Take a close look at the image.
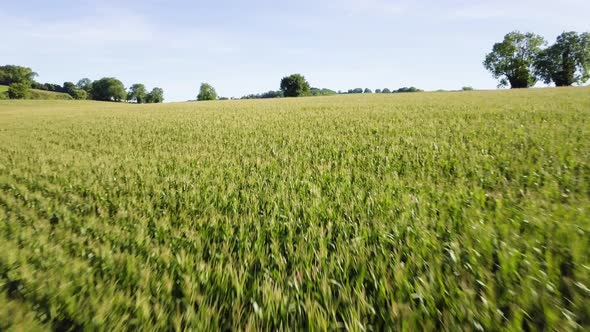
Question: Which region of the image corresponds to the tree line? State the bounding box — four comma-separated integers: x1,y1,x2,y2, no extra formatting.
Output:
484,31,590,88
0,65,164,103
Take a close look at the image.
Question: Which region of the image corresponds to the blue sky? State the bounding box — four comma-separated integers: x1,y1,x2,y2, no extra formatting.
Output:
1,0,588,101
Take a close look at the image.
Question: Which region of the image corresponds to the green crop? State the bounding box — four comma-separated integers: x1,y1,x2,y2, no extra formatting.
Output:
0,88,589,331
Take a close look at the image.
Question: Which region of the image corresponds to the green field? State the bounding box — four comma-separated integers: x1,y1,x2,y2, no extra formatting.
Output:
0,88,589,330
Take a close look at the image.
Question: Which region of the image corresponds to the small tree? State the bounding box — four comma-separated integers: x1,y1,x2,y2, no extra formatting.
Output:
76,78,93,94
72,89,87,100
483,31,545,88
146,87,164,103
128,83,148,103
462,86,474,91
197,83,217,101
63,82,77,97
7,82,29,99
382,88,391,93
375,89,382,93
364,88,372,93
280,74,310,97
535,31,590,86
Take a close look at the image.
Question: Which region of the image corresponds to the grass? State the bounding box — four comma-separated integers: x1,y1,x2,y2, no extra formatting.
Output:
0,85,73,100
0,87,589,330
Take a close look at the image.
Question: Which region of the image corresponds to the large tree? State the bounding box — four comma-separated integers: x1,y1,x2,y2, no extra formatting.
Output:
128,83,148,103
0,65,38,86
483,31,545,88
280,74,310,97
146,87,164,103
197,83,217,101
76,78,93,93
90,77,126,102
534,31,590,86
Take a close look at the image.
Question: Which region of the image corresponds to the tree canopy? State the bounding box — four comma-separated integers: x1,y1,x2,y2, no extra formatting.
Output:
0,65,37,86
280,74,310,97
146,87,164,103
534,31,590,86
128,83,148,103
197,83,217,101
483,31,545,88
90,77,127,102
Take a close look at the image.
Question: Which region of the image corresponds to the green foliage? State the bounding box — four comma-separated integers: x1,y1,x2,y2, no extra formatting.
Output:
364,88,372,93
72,89,88,100
280,74,310,97
27,89,74,100
76,78,93,95
128,83,148,103
197,83,217,101
462,86,475,91
0,85,7,100
310,88,336,96
0,87,589,330
348,88,364,94
146,87,164,103
394,86,423,93
382,88,391,93
241,90,284,99
484,31,545,88
7,83,29,99
90,77,126,102
535,31,590,86
375,89,382,93
0,65,38,86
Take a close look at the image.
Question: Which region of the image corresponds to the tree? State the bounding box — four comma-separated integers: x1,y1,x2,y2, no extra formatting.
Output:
197,83,217,101
0,65,37,85
72,89,87,100
146,87,164,103
534,31,590,86
280,74,310,97
128,83,148,103
483,31,545,88
76,78,93,92
364,88,372,93
63,82,77,97
375,89,382,93
90,77,126,102
462,86,474,91
7,82,29,99
382,88,391,93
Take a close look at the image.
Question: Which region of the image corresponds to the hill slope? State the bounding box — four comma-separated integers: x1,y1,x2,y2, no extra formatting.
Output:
0,85,73,100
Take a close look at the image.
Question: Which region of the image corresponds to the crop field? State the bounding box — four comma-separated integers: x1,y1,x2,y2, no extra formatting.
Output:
0,88,589,331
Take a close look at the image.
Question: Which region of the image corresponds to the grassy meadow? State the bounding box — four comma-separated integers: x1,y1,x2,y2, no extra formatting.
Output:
0,88,589,330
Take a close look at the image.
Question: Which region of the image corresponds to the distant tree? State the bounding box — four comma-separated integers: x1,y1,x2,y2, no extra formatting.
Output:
146,87,164,103
7,82,29,99
76,78,93,93
375,89,382,93
90,77,126,102
128,83,148,103
382,88,391,93
63,82,77,97
534,31,590,86
280,74,310,97
0,65,37,85
462,86,474,91
484,31,545,88
364,88,372,93
349,88,363,94
197,83,217,101
395,87,423,93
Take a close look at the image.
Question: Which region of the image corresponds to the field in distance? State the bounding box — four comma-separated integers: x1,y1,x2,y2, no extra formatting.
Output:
0,88,589,330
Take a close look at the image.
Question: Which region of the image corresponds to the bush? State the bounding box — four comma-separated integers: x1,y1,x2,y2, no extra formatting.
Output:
7,83,29,99
462,86,474,91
